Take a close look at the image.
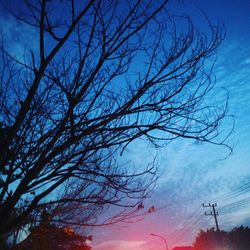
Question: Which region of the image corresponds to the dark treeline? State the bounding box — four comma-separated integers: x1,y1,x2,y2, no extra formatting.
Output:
193,226,250,250
0,210,92,250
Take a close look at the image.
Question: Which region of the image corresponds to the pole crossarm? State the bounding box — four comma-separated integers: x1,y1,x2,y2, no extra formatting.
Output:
202,203,220,231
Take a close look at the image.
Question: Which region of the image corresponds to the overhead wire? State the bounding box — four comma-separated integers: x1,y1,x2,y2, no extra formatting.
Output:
170,215,205,246
164,181,250,247
211,182,250,203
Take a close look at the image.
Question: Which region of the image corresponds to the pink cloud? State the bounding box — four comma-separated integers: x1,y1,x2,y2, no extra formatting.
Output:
94,240,147,250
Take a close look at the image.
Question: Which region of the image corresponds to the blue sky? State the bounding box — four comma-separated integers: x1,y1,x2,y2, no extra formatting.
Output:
92,1,250,249
1,1,250,249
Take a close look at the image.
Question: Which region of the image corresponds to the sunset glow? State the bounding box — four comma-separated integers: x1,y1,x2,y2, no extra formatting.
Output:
0,0,250,250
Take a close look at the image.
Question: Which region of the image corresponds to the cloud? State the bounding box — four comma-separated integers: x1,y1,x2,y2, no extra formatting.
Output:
94,240,147,250
243,58,250,64
0,12,38,62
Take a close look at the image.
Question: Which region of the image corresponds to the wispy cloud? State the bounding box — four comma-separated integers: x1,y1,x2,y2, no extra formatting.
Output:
0,12,38,61
94,240,147,250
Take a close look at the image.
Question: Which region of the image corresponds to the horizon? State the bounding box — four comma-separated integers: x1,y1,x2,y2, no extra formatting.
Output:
0,1,250,250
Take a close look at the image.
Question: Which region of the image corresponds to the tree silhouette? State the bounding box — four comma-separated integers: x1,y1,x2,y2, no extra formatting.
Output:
0,0,230,242
193,228,227,250
14,210,92,250
226,226,250,250
193,226,250,250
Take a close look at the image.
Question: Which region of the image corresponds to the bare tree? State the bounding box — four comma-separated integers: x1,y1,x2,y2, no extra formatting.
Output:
0,0,230,242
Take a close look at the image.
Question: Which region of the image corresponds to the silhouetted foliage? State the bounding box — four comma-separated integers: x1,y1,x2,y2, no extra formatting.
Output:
193,226,250,250
0,0,230,244
0,239,9,250
193,228,227,250
14,211,92,250
226,226,250,250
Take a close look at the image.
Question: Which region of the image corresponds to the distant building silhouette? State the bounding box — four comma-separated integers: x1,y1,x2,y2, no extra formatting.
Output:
172,246,193,250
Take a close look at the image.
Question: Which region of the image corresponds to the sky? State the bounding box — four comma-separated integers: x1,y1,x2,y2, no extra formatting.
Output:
91,1,250,250
1,0,250,250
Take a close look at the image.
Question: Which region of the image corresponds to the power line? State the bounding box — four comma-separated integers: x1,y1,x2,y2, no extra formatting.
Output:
170,215,205,246
219,197,250,215
166,182,250,247
167,206,202,241
211,182,250,203
177,206,202,230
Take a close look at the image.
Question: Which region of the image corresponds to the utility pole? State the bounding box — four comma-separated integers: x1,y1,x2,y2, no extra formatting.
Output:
202,203,219,231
